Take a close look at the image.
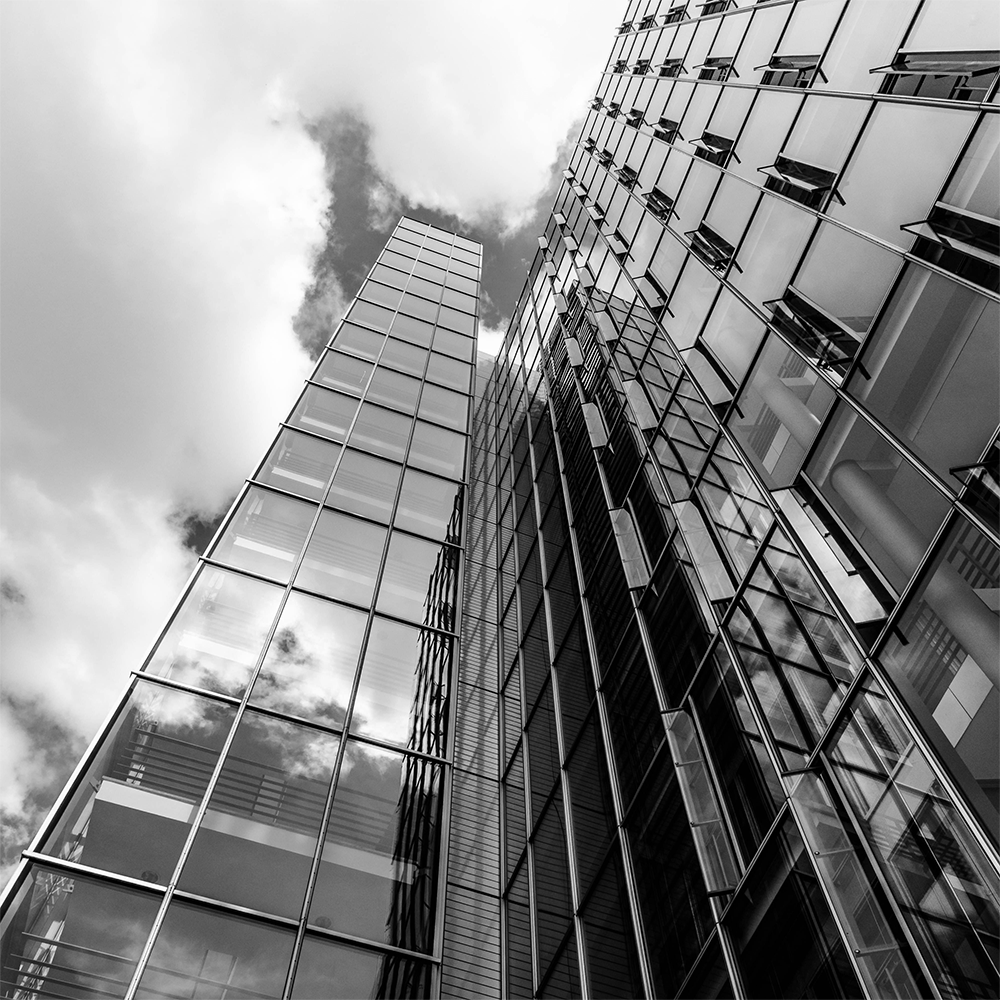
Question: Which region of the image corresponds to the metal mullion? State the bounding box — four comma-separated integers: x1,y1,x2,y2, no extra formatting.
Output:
19,850,168,897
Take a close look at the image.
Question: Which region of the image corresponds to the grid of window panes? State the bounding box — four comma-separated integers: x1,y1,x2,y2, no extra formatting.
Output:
0,218,482,1000
490,1,999,997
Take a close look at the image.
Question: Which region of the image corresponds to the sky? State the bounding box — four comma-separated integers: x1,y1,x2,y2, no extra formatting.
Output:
0,0,623,883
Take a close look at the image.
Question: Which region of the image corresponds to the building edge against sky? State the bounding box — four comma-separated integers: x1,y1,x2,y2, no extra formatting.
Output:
3,0,1000,998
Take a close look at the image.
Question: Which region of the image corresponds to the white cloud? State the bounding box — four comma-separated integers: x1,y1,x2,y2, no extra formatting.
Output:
0,0,622,875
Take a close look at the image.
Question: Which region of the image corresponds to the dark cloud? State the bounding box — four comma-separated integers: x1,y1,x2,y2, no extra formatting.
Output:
170,501,235,557
1,576,27,610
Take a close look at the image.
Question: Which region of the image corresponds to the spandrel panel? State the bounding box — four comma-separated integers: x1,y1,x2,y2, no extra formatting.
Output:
325,449,402,523
0,867,159,999
135,900,294,1000
352,616,452,755
43,681,235,882
349,402,412,462
289,384,360,443
409,419,468,480
417,381,469,432
366,367,421,414
296,509,387,606
309,742,443,953
292,936,430,999
210,487,315,583
258,427,341,501
396,468,464,542
314,350,373,396
251,591,367,726
177,712,339,917
377,531,459,625
144,566,283,696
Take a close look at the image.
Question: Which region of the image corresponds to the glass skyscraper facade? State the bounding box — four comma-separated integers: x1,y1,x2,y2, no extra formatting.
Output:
3,1,999,998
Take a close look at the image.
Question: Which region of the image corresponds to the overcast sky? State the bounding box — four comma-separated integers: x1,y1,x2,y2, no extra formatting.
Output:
0,0,622,883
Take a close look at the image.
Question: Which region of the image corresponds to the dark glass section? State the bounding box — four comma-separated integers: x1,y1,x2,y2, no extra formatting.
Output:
678,934,734,999
506,860,533,997
526,682,560,826
532,788,574,976
552,614,594,752
627,749,714,998
504,745,528,888
291,935,430,999
538,928,582,999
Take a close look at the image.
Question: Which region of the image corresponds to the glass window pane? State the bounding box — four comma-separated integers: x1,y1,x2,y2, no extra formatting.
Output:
445,271,478,295
309,742,443,953
136,901,294,1000
296,509,387,606
210,487,316,583
292,937,430,999
405,274,441,301
381,249,414,272
314,351,373,395
326,449,402,523
418,247,450,269
361,280,404,311
370,263,408,289
348,299,395,333
386,236,418,257
409,420,467,480
352,616,452,753
417,382,469,433
380,337,427,376
330,322,385,360
366,367,421,414
390,312,435,348
289,385,360,443
441,286,476,313
427,352,472,393
43,680,236,881
349,403,411,462
399,292,438,323
396,468,464,541
258,427,341,500
178,712,339,917
412,259,446,283
252,591,366,726
376,532,453,624
145,566,283,695
433,325,476,363
1,867,159,999
438,305,476,336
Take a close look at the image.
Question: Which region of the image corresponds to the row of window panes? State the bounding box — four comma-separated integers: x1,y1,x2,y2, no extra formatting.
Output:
380,246,481,297
3,865,434,999
356,281,478,338
396,216,483,258
384,233,480,280
369,261,479,314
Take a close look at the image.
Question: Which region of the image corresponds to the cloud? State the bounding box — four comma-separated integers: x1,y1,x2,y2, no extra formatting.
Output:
0,0,621,879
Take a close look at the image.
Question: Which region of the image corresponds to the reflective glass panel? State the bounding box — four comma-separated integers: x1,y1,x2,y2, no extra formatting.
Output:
325,449,401,523
377,531,458,624
398,292,438,323
309,742,443,953
445,270,477,295
330,322,385,361
370,263,407,290
296,509,387,606
417,382,469,432
390,313,435,348
412,259,446,283
145,566,283,695
178,712,339,917
210,487,315,583
361,280,404,311
381,249,414,273
252,591,367,726
349,299,396,333
426,351,472,394
136,901,294,1000
314,351,373,396
292,936,430,999
349,403,411,462
380,337,427,377
44,680,235,882
409,420,467,480
438,306,475,336
387,237,418,257
441,286,476,313
432,325,476,363
258,427,341,500
0,867,159,999
352,616,452,754
396,468,464,542
405,275,441,302
289,384,359,443
366,367,421,414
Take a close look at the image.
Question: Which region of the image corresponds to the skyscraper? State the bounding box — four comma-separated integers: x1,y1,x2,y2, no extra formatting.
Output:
3,1,999,998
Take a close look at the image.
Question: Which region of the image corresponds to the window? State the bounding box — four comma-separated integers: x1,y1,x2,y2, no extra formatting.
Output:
639,14,657,30
616,165,639,189
597,147,615,166
873,50,1000,102
903,203,999,292
626,107,644,127
764,286,863,379
697,56,735,82
614,58,629,73
760,55,822,88
606,101,621,119
664,4,687,24
760,155,840,210
692,132,735,167
659,58,685,78
644,186,675,221
633,58,651,75
652,116,682,143
697,0,733,13
687,224,739,273
617,21,633,35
